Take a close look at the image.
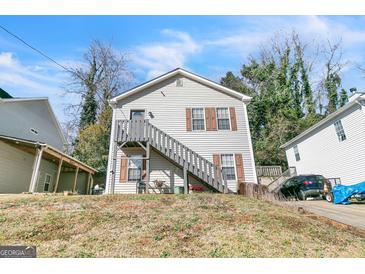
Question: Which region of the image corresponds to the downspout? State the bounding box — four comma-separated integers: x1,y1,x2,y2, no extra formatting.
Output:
29,144,46,193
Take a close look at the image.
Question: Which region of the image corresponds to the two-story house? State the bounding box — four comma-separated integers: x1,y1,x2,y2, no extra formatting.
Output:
281,92,365,186
105,68,257,194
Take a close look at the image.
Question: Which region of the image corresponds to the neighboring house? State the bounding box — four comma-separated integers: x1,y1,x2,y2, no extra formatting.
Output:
105,68,257,194
0,96,96,194
281,92,365,186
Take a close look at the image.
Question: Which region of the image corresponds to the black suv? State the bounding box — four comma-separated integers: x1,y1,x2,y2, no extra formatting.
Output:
279,175,325,200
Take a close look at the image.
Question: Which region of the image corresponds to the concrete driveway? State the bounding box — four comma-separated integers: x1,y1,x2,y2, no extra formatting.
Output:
287,200,365,230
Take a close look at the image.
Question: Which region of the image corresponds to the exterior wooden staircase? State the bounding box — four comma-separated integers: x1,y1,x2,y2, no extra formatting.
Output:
111,119,228,193
267,167,297,193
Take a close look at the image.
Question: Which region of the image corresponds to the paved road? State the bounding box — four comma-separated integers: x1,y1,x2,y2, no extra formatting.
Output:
288,200,365,230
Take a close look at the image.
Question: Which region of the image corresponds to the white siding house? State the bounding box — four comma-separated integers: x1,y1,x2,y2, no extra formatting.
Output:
105,68,257,194
281,92,365,186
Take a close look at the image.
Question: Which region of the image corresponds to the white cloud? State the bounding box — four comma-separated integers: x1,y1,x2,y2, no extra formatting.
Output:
132,29,201,79
0,52,66,96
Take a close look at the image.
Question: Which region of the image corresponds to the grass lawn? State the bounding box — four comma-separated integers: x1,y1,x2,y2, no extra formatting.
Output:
0,194,364,258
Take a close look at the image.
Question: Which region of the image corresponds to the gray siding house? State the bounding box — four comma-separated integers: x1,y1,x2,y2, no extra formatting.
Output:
0,96,96,194
281,92,365,186
105,68,257,194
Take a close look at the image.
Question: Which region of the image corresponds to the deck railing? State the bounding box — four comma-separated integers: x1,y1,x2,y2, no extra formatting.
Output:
256,166,282,177
115,119,226,193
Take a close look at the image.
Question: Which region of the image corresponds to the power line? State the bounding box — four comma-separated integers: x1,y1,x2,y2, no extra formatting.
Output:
0,24,72,73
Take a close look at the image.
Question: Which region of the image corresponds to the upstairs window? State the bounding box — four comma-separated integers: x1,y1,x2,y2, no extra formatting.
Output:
293,145,300,161
216,108,230,130
192,108,205,130
220,154,236,180
128,156,143,181
334,120,346,142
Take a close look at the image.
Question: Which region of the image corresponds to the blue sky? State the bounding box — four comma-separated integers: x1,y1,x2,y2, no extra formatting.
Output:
1,16,365,124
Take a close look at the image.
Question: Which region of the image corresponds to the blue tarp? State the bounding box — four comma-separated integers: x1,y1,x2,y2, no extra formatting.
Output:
332,181,365,204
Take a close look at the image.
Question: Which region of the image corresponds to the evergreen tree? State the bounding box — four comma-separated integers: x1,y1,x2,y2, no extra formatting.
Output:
324,72,341,114
339,88,349,107
79,89,97,130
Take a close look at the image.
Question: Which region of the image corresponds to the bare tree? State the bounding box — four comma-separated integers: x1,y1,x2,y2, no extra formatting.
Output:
64,40,133,127
319,39,347,114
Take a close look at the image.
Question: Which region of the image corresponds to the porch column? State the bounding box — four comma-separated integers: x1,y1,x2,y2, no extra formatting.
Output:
72,166,79,193
53,158,63,193
145,142,150,193
86,173,92,194
29,146,44,193
183,167,188,194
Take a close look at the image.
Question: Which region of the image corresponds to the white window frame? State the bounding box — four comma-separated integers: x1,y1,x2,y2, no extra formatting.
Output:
334,120,347,142
127,155,143,182
43,173,52,192
220,154,237,181
293,145,300,161
216,107,231,131
191,107,206,131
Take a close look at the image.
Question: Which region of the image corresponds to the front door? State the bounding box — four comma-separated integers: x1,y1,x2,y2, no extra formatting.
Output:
130,110,145,120
129,110,146,140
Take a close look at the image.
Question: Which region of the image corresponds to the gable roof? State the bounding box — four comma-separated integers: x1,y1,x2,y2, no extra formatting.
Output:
110,68,252,103
0,97,67,145
0,88,12,99
280,95,365,149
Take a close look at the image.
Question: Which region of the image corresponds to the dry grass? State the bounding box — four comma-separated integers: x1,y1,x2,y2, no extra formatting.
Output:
0,194,364,258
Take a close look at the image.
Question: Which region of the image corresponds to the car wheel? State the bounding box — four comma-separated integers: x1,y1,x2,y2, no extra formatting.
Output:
325,193,333,203
298,190,306,201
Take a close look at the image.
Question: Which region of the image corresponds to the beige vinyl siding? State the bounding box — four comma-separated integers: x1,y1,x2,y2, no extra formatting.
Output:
0,141,33,193
58,172,88,194
110,75,256,193
35,159,57,192
285,103,365,185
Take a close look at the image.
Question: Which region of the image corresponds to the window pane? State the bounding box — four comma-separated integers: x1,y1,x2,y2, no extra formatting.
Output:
193,119,205,130
218,119,230,130
129,158,142,169
44,183,49,191
217,108,229,119
192,108,203,119
334,120,346,142
217,108,230,130
128,157,142,181
294,145,300,161
221,154,234,166
222,167,236,180
128,169,141,181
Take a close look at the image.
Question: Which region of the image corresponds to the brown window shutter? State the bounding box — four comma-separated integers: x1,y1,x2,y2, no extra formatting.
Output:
205,108,211,131
186,108,192,131
120,158,128,182
211,108,217,131
235,154,245,182
205,108,217,131
213,154,221,178
229,107,237,131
